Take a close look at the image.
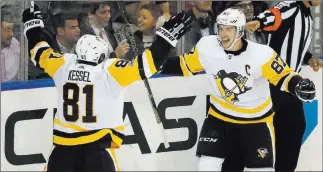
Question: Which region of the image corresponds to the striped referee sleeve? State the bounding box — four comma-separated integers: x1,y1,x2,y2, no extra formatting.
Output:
255,1,298,31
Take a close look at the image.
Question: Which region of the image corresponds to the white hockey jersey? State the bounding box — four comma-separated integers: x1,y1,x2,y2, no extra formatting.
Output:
176,35,301,124
30,41,158,148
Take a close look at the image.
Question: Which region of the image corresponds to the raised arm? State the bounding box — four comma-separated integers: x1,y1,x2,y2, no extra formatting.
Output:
246,1,299,32
160,46,204,76
22,5,69,78
107,11,193,87
261,49,316,102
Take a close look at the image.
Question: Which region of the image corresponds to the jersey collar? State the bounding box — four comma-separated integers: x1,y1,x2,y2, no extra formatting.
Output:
224,38,248,56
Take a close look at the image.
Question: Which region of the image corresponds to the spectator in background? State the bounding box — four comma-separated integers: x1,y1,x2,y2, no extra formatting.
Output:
136,4,161,49
1,8,20,83
154,1,171,28
50,12,80,53
184,0,215,52
115,4,163,61
79,1,129,58
231,1,268,44
119,1,171,26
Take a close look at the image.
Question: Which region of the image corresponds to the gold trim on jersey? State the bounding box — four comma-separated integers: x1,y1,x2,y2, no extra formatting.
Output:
179,56,191,76
145,50,157,74
282,73,300,93
53,119,124,148
107,148,121,171
30,41,65,78
178,47,204,76
107,50,156,87
30,41,49,64
113,125,125,131
266,121,276,162
262,52,293,86
53,129,123,147
208,105,274,124
39,48,65,77
210,95,271,114
43,145,55,172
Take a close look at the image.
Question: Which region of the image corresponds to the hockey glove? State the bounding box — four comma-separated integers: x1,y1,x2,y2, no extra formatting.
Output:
22,4,44,38
295,78,316,103
156,11,193,47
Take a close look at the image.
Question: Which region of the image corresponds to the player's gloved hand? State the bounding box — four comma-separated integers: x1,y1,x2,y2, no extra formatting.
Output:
156,10,193,47
22,4,44,38
295,78,316,103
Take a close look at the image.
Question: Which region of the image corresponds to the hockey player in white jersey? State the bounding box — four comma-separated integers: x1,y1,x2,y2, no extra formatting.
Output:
161,8,316,171
22,5,193,172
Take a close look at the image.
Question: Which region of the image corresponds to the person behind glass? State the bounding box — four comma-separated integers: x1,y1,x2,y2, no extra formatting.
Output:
184,0,215,52
79,2,129,58
231,1,268,44
118,1,171,26
136,4,161,50
0,8,20,83
116,4,162,61
50,12,80,53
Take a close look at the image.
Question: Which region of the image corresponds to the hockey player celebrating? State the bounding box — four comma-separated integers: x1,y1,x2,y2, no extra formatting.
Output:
161,8,316,171
22,5,192,172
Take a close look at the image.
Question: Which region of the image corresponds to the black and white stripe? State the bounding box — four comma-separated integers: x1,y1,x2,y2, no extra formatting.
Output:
262,1,313,73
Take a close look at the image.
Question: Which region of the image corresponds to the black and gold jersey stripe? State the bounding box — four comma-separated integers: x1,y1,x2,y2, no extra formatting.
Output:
53,119,124,149
107,50,157,87
30,41,66,77
261,52,302,93
208,104,274,124
160,47,204,76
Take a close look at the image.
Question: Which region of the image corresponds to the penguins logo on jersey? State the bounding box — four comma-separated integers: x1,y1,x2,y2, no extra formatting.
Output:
214,70,252,104
257,148,268,159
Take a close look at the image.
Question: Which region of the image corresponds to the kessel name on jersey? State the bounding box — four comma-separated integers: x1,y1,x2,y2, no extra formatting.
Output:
68,69,91,82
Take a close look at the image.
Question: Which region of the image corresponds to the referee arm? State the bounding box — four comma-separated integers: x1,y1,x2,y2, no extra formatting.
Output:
246,1,298,32
303,51,323,72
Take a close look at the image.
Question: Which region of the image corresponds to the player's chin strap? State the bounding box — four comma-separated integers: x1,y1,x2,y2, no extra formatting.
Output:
224,38,239,51
219,25,245,51
222,33,244,51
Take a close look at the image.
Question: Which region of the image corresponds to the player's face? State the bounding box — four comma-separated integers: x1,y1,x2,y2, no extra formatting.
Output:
194,0,212,12
64,20,80,43
232,1,254,21
94,5,111,27
137,9,155,33
1,21,14,47
218,25,237,49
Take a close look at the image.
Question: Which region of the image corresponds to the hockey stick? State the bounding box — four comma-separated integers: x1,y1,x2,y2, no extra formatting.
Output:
117,2,170,148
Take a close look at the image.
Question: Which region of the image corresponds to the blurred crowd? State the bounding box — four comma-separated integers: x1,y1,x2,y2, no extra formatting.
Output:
0,0,314,83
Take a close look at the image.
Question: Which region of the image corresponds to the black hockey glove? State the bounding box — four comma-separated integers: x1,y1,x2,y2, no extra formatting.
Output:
156,10,193,47
295,78,316,103
22,4,44,38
